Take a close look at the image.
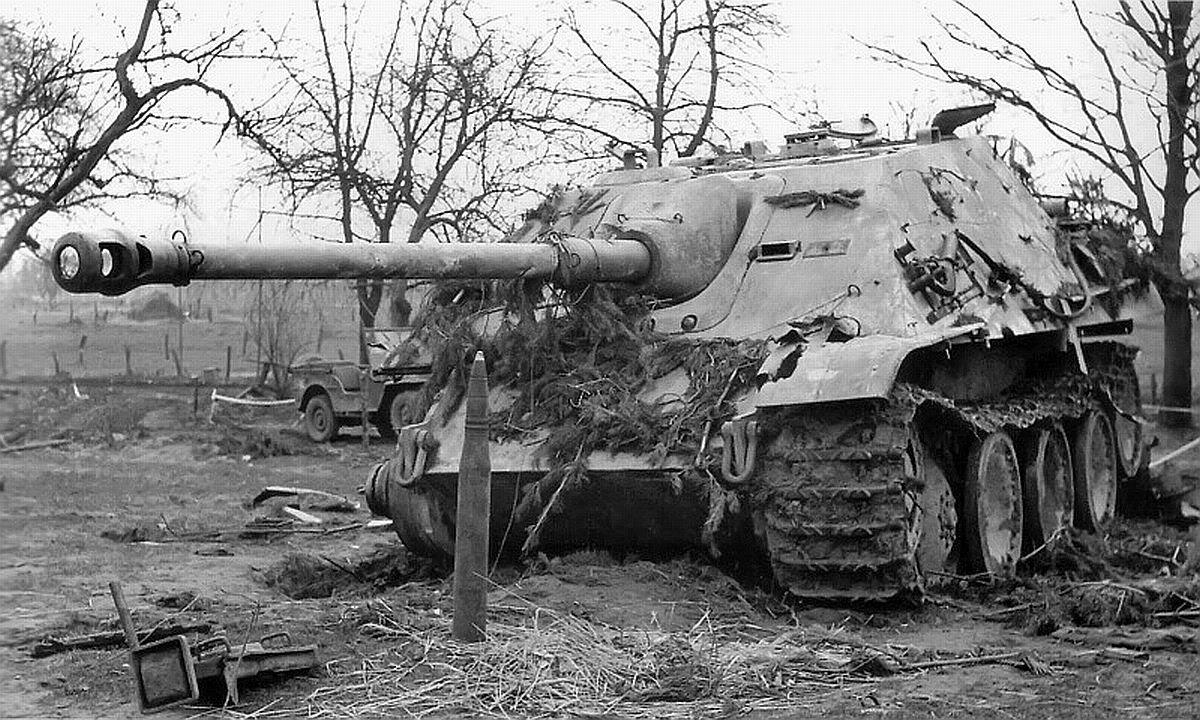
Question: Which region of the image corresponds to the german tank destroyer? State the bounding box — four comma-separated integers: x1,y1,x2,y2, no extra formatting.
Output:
50,114,1159,600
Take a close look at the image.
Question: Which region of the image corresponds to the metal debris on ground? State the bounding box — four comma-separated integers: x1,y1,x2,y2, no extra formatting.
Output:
250,486,360,513
110,580,200,714
104,579,318,712
192,631,319,706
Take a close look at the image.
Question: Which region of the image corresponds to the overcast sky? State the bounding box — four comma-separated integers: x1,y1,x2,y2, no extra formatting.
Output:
7,0,1199,263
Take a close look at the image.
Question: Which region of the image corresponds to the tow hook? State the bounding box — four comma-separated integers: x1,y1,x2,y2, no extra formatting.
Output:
365,425,439,517
720,418,758,486
395,425,436,484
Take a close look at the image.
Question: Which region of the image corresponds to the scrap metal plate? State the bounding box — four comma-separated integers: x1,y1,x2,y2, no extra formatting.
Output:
130,635,199,714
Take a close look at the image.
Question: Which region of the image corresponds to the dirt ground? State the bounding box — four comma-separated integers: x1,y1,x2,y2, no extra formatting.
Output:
1,380,1200,720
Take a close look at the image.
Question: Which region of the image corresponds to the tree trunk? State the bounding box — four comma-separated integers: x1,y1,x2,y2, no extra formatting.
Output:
1,222,34,274
389,278,412,326
357,280,383,364
1156,0,1194,427
682,0,719,158
1160,282,1194,427
385,220,431,331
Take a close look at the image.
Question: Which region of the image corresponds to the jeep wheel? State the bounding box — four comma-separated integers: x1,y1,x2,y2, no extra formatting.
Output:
304,393,339,442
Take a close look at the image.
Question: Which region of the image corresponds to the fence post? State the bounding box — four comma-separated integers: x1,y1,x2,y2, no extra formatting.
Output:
78,335,87,368
361,368,370,449
125,345,133,376
225,346,232,381
164,334,170,361
51,352,60,376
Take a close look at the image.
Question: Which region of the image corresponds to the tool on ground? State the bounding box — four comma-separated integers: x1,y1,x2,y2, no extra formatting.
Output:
108,580,318,711
191,632,319,706
110,580,199,714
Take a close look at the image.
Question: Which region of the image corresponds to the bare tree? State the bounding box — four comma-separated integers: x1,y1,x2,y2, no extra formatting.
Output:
244,280,332,393
556,0,780,161
0,252,58,305
237,0,557,361
862,1,1198,425
0,1,248,274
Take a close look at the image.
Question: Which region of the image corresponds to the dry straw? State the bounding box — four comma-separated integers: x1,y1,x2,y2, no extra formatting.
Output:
295,597,1005,719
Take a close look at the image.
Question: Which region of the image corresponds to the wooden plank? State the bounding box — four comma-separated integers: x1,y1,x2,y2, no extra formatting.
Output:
0,439,69,454
281,506,323,524
29,622,213,658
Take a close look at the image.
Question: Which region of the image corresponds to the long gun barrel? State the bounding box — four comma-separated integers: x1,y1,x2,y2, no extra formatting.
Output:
50,230,652,296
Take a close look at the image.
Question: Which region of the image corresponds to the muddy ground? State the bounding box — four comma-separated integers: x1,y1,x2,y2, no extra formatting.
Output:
3,384,1200,719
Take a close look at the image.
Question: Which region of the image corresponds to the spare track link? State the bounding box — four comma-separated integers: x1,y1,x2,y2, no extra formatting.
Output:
755,356,1132,601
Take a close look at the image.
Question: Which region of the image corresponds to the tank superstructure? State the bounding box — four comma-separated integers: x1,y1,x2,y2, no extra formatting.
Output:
51,128,1160,600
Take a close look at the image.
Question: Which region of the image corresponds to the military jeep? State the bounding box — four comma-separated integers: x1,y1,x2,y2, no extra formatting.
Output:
291,327,429,442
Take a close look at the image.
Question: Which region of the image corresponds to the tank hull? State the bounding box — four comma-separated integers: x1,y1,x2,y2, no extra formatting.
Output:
366,468,711,560
367,337,1149,600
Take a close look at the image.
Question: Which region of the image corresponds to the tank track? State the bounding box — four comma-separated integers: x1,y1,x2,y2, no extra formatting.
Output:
752,348,1135,602
752,397,923,601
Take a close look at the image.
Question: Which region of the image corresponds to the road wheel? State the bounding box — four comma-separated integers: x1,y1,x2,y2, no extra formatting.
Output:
1019,423,1074,553
1109,366,1146,479
1072,410,1118,531
961,431,1023,575
1113,411,1145,479
910,440,957,588
304,393,338,443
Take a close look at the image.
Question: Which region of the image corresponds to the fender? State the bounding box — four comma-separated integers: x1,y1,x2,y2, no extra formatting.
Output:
298,377,360,415
753,324,983,407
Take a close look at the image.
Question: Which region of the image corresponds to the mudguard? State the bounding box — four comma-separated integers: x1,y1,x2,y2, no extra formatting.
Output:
753,325,983,407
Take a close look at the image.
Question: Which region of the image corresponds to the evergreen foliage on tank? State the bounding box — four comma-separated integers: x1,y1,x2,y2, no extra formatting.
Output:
408,278,766,469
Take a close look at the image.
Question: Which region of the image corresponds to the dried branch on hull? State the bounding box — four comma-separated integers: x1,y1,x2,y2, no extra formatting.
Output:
518,456,587,556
